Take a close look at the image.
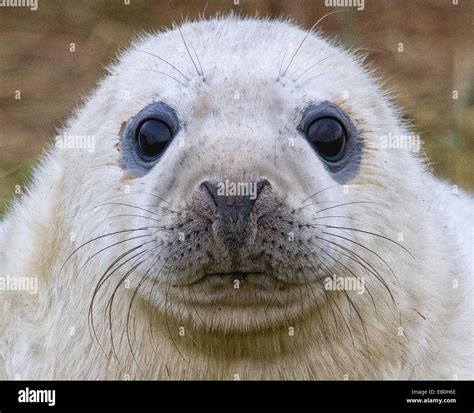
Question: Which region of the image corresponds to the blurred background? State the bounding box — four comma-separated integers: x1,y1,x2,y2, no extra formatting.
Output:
0,0,473,216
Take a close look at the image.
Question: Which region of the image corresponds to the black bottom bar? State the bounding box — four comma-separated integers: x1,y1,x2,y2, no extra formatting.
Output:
0,380,472,411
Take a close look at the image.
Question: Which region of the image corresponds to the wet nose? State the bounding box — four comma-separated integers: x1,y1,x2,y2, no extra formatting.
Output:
199,178,270,225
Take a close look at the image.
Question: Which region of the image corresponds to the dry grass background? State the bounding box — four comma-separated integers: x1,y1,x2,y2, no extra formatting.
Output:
0,0,473,216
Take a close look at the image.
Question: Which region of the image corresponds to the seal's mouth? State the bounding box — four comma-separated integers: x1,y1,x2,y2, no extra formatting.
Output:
205,271,264,280
175,271,266,287
168,267,304,312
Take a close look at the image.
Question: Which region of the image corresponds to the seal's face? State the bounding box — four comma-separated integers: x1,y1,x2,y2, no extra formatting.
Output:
84,18,412,333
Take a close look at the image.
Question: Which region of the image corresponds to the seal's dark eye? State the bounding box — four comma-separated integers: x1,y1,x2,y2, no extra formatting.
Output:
306,117,346,162
136,119,172,160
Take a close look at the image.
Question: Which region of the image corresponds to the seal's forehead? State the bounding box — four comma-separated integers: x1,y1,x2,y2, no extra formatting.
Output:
113,17,379,119
132,18,310,76
117,18,342,87
119,18,305,85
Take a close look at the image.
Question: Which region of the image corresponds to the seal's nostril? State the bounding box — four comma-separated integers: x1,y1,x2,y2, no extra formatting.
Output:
256,178,271,197
200,178,270,206
199,178,271,226
199,181,219,208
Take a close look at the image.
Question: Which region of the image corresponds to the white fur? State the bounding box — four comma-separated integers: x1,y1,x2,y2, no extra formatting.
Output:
0,16,472,380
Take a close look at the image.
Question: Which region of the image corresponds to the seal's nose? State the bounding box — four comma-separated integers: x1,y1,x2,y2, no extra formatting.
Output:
199,178,270,225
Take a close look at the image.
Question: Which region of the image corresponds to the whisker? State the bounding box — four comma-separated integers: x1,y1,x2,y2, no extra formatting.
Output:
98,214,169,225
89,245,149,337
112,243,168,364
188,35,205,79
79,235,154,274
311,257,355,347
301,184,341,204
177,25,203,77
294,201,386,214
321,231,399,282
296,218,399,283
280,10,346,77
106,253,150,373
129,191,172,206
309,243,371,350
297,73,324,88
105,243,164,329
133,49,190,82
88,244,151,374
323,226,414,259
305,254,355,347
59,227,154,278
118,68,187,87
309,238,378,311
148,257,187,356
162,255,189,362
124,253,165,377
304,215,377,229
94,202,175,216
290,55,330,85
298,265,331,345
321,238,392,301
277,49,288,78
317,235,397,301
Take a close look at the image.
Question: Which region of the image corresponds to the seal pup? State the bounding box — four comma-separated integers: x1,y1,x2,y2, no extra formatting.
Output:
0,16,472,380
